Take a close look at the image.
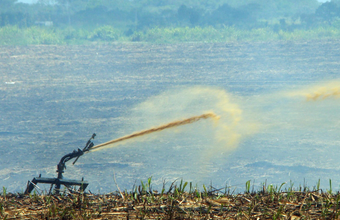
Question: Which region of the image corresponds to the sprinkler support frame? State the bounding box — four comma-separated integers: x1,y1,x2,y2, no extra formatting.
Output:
24,133,96,195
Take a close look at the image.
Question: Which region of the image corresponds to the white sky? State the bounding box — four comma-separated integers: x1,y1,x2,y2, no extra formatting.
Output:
18,0,38,3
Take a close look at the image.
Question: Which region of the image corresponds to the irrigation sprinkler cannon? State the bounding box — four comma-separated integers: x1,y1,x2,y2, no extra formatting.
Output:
24,133,96,195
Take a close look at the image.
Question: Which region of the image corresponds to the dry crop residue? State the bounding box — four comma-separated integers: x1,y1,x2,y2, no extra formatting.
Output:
1,189,340,219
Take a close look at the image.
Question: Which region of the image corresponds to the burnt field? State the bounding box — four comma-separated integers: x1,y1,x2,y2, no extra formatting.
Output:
1,40,340,196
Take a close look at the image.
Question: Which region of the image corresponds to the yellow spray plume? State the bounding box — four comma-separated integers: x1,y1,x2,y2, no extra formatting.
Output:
89,86,258,163
90,112,220,151
287,81,340,101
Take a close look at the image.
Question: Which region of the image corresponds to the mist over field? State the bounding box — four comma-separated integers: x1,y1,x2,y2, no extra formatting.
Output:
1,40,340,194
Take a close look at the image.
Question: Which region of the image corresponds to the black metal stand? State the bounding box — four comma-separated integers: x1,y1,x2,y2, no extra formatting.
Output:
25,133,96,195
24,175,89,195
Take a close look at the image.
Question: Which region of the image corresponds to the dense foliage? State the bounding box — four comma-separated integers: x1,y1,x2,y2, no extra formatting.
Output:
1,0,340,44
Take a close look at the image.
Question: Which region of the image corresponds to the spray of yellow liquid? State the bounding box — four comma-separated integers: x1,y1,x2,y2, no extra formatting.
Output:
85,82,340,183
88,86,258,164
287,81,340,101
307,87,340,101
90,112,220,151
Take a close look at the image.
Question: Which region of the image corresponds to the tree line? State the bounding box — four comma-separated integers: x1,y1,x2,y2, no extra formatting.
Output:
1,0,340,33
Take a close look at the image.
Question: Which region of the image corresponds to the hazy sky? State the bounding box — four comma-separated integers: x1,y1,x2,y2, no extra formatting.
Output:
18,0,38,3
17,0,330,4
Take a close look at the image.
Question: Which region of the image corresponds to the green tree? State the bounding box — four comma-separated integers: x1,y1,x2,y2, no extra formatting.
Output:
177,5,201,25
315,2,340,24
0,0,18,12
